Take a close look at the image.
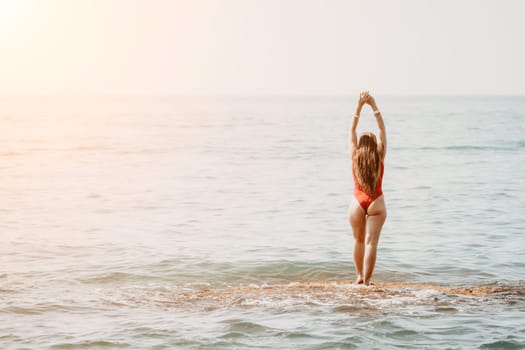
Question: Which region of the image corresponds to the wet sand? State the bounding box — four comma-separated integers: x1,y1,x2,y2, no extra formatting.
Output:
131,280,525,311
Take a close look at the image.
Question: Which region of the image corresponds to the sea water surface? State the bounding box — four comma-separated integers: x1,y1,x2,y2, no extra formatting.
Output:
0,96,524,349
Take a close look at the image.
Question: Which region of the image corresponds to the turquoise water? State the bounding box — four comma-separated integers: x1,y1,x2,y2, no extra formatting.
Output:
0,96,524,349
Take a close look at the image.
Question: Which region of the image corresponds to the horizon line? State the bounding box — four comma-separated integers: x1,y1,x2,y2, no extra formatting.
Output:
1,93,524,98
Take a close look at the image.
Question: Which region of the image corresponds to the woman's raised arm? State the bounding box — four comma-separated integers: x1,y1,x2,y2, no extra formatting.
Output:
349,91,369,156
366,94,387,159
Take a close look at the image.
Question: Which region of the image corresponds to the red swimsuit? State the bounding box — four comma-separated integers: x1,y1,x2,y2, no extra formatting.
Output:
353,162,384,213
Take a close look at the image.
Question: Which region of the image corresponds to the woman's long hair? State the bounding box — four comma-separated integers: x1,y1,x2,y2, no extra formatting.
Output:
352,133,381,194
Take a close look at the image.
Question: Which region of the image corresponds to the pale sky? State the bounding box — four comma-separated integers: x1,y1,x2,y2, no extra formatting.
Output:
0,0,523,96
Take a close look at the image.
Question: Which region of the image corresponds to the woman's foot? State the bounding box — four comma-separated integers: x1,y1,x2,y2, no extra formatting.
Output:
355,276,364,284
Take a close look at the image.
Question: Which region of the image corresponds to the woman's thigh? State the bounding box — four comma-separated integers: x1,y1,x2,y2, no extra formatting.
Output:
349,197,366,241
366,196,387,245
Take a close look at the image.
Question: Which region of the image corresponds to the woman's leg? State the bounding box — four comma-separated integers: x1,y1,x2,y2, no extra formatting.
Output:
349,198,366,283
363,196,387,285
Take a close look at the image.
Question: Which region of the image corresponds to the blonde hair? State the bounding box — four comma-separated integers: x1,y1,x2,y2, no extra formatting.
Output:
352,133,381,194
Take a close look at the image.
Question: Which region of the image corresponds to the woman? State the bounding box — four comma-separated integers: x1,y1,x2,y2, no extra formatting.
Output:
349,91,387,286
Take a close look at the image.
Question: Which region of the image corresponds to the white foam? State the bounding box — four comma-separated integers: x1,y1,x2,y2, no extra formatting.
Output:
412,288,440,298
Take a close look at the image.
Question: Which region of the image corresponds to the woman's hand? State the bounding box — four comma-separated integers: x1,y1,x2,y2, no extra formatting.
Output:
355,91,369,117
358,91,370,108
365,93,378,109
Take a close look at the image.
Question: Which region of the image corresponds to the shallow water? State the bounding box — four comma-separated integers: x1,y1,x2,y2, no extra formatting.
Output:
0,96,524,349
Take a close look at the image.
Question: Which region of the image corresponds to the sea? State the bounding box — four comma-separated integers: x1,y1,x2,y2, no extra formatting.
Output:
0,95,524,349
